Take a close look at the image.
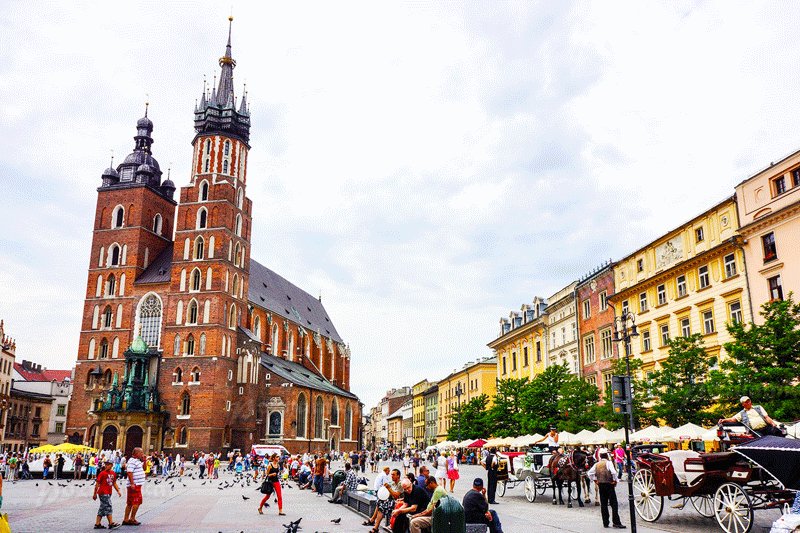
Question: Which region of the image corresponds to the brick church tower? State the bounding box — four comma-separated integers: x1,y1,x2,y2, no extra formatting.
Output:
67,19,361,456
159,18,253,450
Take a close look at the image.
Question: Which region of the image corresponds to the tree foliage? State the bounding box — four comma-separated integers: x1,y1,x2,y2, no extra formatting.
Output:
487,378,528,437
713,294,800,422
649,333,716,426
447,394,492,441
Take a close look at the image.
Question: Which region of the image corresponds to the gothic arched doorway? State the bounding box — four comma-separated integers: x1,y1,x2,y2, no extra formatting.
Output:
69,432,82,444
125,425,144,457
101,425,118,450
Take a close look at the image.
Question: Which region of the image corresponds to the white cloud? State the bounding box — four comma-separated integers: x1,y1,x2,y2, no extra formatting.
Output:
2,1,800,407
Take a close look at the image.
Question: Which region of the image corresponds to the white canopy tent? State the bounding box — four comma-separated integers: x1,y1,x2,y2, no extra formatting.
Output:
588,427,616,445
573,429,596,444
664,423,707,442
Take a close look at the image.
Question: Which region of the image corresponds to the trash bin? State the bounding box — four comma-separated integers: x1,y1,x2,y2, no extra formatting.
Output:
331,469,346,496
432,496,466,533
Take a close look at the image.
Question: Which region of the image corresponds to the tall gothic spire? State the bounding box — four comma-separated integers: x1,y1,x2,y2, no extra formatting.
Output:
216,16,236,108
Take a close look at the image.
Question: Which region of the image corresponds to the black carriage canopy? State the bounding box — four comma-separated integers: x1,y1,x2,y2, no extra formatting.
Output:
732,436,800,490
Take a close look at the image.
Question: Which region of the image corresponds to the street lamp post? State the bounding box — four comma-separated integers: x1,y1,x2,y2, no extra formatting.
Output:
454,382,464,442
611,309,639,533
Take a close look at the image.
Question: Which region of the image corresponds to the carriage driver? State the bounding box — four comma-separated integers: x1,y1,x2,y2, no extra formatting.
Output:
718,396,783,437
535,426,560,452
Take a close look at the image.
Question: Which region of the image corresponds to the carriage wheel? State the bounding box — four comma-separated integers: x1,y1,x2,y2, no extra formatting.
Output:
633,470,664,522
524,475,536,503
498,480,506,497
690,495,715,518
714,483,753,533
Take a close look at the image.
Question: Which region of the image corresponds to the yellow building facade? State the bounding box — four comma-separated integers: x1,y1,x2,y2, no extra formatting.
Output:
610,197,753,376
489,297,548,382
436,357,498,442
411,379,430,449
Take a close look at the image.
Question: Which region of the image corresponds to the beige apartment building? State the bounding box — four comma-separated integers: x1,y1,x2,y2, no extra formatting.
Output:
735,150,800,315
610,197,752,377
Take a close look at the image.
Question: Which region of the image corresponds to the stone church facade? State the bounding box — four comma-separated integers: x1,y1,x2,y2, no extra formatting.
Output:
65,21,360,456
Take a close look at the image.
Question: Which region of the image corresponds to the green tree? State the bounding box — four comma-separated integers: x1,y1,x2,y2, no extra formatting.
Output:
558,376,601,433
596,357,654,429
713,295,800,422
649,333,716,426
487,378,529,437
447,394,491,440
520,363,571,433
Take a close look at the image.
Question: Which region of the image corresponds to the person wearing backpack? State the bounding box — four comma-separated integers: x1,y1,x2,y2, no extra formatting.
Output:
482,447,499,504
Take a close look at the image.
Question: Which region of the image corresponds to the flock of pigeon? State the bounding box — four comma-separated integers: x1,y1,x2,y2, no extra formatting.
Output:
33,469,345,533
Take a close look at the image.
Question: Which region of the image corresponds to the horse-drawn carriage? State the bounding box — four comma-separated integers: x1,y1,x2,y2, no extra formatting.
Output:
632,428,798,533
497,447,583,504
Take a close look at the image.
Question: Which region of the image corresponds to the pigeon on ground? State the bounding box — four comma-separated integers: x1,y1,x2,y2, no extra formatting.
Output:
48,482,53,486
242,495,250,500
331,517,341,524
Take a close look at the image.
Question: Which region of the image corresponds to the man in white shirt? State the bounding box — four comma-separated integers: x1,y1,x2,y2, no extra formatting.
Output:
719,396,782,436
123,447,146,526
374,465,391,490
587,448,625,529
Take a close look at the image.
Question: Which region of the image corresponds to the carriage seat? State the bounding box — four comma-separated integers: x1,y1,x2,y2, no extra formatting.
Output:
662,450,702,485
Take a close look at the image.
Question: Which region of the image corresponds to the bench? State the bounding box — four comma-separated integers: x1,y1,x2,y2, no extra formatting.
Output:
466,524,488,533
342,491,378,518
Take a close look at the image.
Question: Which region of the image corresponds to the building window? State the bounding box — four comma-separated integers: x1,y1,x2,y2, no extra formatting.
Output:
330,401,339,426
173,368,182,383
636,259,644,272
191,269,201,292
112,205,124,229
200,180,209,201
762,232,777,263
103,306,113,328
793,169,800,187
681,317,691,337
296,394,307,438
137,294,162,349
676,275,687,297
314,396,324,439
724,253,737,278
186,334,195,356
152,213,162,235
181,393,191,415
197,208,208,229
195,237,205,260
622,300,629,315
536,341,542,362
603,372,613,393
655,284,666,306
584,335,595,365
106,274,116,297
191,367,200,383
768,275,784,301
601,328,613,359
223,160,229,174
511,352,517,371
698,265,710,289
178,426,187,445
501,357,507,375
639,292,648,312
204,159,210,172
235,214,243,237
660,324,670,346
56,404,66,417
188,300,198,325
729,301,742,324
703,310,715,334
642,330,651,351
99,339,109,359
599,291,608,311
695,227,704,242
224,140,230,156
344,404,353,440
109,244,121,266
774,176,787,196
583,299,591,319
523,346,529,367
55,422,64,433
199,333,206,355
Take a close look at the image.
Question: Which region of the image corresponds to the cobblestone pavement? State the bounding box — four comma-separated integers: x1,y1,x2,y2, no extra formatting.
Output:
1,461,785,532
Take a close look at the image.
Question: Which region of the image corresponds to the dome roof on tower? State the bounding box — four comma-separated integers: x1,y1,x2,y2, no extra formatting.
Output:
122,150,161,171
136,163,155,176
137,115,153,129
102,166,119,179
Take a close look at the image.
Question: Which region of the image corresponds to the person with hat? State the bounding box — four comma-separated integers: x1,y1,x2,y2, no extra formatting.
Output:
587,448,625,529
535,426,560,452
719,396,783,437
93,459,122,529
462,477,503,533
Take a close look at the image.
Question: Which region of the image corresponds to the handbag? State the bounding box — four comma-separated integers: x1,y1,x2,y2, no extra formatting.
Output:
260,480,274,495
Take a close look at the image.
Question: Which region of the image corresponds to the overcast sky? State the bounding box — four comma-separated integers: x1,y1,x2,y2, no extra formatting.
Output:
2,2,800,409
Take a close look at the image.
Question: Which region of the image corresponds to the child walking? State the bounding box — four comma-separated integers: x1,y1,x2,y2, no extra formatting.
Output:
93,460,122,529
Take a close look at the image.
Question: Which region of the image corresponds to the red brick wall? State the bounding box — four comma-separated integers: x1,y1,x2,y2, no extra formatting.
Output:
576,267,618,399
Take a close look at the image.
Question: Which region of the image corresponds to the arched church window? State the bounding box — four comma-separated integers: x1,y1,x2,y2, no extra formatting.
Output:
186,334,195,356
99,338,109,359
237,188,243,209
174,334,181,356
112,205,124,229
314,396,324,439
199,333,206,355
137,294,162,348
296,394,307,438
103,306,112,329
173,368,182,383
106,274,116,297
188,300,198,324
331,400,339,426
345,404,352,440
205,139,211,155
109,244,120,266
152,213,162,235
197,208,207,229
181,393,191,415
224,140,230,156
223,160,229,174
191,269,201,292
229,304,237,329
178,426,188,445
194,237,204,260
191,367,200,383
235,214,242,237
200,181,209,201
